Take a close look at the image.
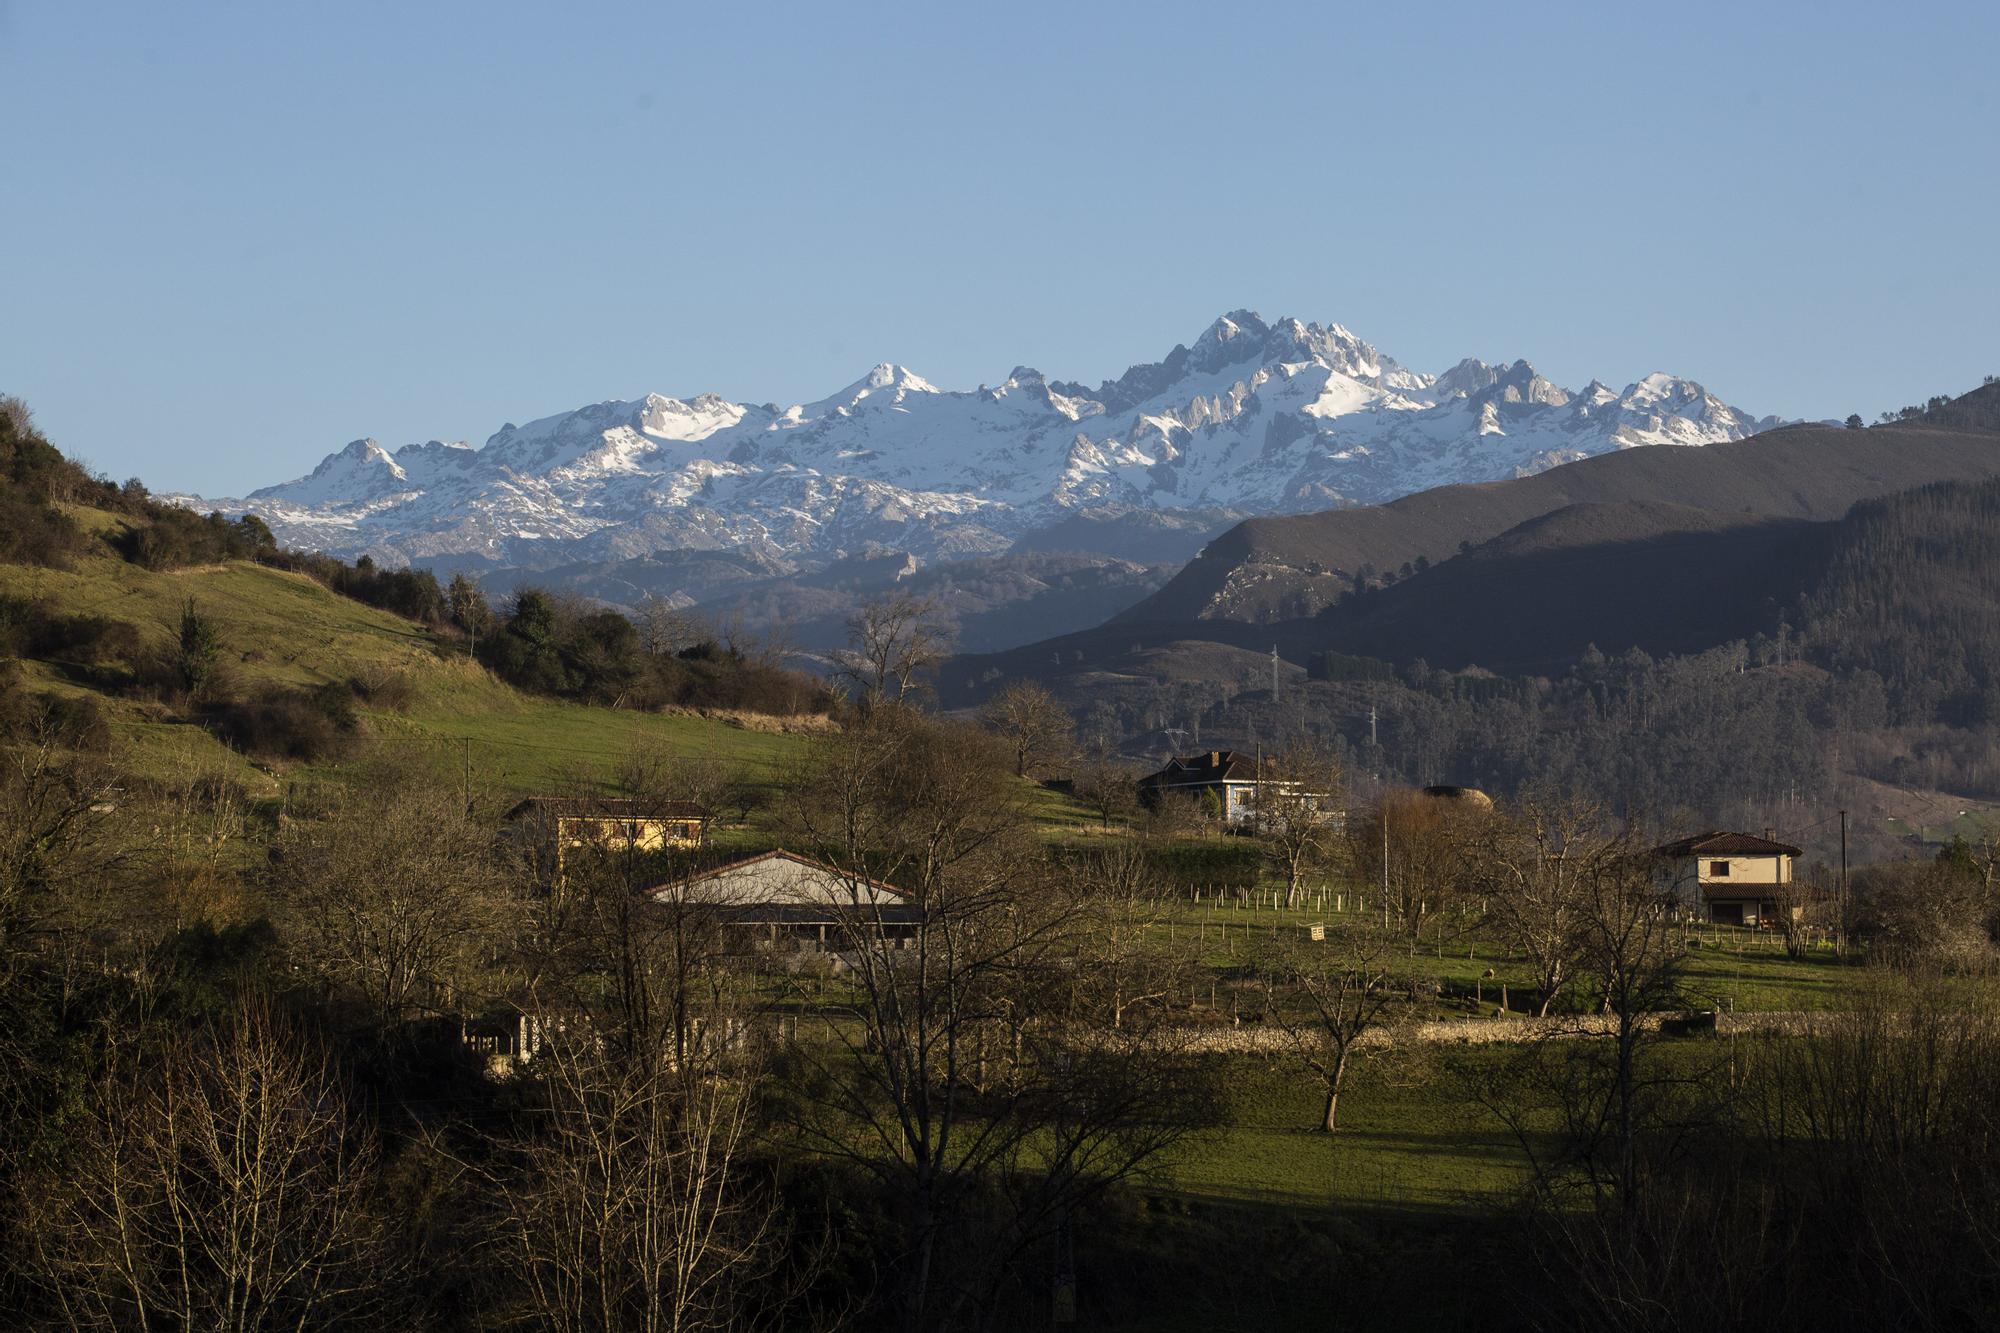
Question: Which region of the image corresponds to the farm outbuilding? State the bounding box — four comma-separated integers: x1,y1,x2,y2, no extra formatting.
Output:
642,849,923,952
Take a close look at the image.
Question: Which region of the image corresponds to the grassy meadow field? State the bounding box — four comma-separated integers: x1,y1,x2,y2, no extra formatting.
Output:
0,537,818,799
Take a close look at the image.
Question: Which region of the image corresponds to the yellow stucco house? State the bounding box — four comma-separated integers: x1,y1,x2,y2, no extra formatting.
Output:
504,796,709,853
1653,830,1801,927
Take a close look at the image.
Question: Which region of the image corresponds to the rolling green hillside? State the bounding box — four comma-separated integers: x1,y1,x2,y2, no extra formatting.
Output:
0,516,818,799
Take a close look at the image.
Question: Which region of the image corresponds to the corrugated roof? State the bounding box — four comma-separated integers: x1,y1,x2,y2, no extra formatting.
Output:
643,849,908,910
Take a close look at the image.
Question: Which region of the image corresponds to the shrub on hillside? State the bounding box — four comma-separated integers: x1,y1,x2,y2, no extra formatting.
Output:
0,595,146,677
205,683,360,761
346,669,417,713
115,508,277,570
0,492,87,567
259,550,449,624
0,687,112,751
475,587,837,716
633,647,839,715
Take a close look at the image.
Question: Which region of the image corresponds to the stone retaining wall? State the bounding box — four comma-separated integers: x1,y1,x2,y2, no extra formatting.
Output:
1170,1009,1823,1054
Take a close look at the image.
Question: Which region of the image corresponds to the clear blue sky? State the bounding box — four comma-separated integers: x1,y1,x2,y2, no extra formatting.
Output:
4,0,1996,495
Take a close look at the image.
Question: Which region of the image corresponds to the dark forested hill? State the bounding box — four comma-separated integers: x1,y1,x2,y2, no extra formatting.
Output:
1300,502,1821,675
1303,477,2000,708
1124,408,2000,624
950,476,2000,703
1917,378,2000,432
1798,481,2000,727
941,475,2000,826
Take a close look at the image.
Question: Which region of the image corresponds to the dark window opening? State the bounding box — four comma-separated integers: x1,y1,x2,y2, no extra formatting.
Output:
1709,860,1732,877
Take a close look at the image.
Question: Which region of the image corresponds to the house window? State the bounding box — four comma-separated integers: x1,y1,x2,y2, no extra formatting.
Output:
1709,860,1731,877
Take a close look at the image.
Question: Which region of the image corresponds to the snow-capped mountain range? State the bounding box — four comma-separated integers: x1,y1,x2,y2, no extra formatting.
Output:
176,311,1779,572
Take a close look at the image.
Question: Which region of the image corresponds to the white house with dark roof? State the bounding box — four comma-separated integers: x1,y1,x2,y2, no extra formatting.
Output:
1137,750,1336,828
1653,831,1802,927
1138,750,1267,824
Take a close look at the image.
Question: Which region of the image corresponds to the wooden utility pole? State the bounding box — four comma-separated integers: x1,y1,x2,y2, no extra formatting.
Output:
1838,808,1849,955
1380,803,1390,931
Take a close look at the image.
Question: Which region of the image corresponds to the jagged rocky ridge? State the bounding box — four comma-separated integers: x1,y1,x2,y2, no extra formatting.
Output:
176,311,1777,571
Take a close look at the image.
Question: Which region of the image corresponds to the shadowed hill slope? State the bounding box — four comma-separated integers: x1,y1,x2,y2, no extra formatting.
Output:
941,474,2000,704
1918,378,2000,432
1125,416,2000,623
1301,502,1822,674
936,502,1816,699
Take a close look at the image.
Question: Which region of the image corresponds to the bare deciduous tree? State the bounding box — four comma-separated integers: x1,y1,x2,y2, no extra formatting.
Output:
489,1022,781,1333
635,594,706,658
979,680,1072,778
1071,839,1196,1030
447,573,497,651
1349,789,1480,955
1254,739,1345,910
1480,839,1695,1212
275,764,509,1030
839,593,952,706
0,715,119,974
1579,841,1691,1202
1264,917,1411,1133
0,716,126,1177
493,801,809,1333
619,741,733,846
783,711,1217,1329
25,1004,392,1332
0,394,34,438
1474,792,1607,1016
1072,753,1139,830
1856,842,2000,972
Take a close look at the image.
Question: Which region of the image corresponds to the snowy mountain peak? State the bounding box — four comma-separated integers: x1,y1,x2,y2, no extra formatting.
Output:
1434,358,1502,398
1474,360,1570,408
189,310,1778,575
634,392,745,443
862,362,933,392
1623,371,1706,408
814,363,939,412
248,437,408,505
1196,309,1260,350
